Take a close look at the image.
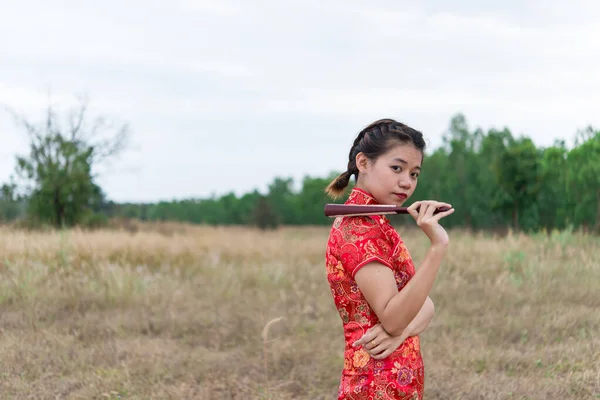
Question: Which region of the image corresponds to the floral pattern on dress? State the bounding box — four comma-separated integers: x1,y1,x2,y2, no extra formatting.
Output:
325,187,424,400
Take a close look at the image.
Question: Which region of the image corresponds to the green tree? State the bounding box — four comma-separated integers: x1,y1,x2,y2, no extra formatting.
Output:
567,127,600,232
267,177,298,224
297,174,347,225
252,195,279,230
0,182,23,222
440,114,481,229
493,136,542,232
538,140,569,231
6,95,130,228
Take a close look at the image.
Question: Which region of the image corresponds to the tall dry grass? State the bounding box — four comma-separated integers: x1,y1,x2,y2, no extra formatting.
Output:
0,222,598,399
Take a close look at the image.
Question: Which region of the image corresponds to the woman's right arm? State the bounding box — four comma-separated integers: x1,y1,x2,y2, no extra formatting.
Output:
354,200,453,336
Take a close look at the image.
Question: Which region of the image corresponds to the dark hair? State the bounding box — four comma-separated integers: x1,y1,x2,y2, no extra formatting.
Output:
325,118,426,199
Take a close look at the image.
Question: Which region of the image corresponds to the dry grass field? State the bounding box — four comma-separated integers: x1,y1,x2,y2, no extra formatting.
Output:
0,221,599,399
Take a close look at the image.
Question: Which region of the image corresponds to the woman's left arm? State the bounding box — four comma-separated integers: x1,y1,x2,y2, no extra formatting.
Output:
402,296,435,337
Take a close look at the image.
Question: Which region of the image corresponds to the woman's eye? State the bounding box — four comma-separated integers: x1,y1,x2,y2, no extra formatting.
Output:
392,166,401,171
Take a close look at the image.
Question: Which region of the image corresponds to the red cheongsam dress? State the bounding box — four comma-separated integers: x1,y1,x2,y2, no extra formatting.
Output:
325,187,424,400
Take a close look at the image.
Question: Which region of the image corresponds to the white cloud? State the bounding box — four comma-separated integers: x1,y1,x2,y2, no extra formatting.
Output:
178,0,244,15
0,84,62,110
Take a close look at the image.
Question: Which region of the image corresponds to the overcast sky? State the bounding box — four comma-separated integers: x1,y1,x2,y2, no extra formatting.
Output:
1,0,599,202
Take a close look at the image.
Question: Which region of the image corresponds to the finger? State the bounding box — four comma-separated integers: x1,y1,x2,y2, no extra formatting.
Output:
353,331,376,347
361,324,384,343
372,348,394,360
365,344,381,356
407,201,421,211
436,206,455,215
424,203,437,219
423,201,437,214
426,200,448,206
368,342,388,355
364,328,389,350
422,201,452,220
352,336,366,347
364,339,377,351
417,203,430,224
407,202,421,220
416,202,427,213
433,208,455,221
365,334,384,350
408,208,419,221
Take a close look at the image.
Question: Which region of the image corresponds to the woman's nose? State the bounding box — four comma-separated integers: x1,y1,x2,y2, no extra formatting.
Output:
398,178,411,189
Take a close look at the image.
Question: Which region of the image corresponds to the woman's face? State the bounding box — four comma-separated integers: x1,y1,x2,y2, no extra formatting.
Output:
355,143,422,206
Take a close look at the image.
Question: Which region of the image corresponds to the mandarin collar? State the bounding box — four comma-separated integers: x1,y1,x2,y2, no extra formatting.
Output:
345,187,380,206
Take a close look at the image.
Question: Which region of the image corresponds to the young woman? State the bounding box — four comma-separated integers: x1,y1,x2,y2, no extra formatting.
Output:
324,119,454,399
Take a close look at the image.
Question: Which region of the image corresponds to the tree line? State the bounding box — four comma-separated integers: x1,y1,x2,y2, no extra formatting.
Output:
109,115,600,233
1,98,599,234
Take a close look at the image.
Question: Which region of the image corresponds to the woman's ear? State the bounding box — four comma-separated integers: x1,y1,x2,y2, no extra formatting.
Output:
355,152,369,174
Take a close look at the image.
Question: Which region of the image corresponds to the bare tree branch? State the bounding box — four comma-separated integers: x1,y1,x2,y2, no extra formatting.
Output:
2,104,42,141
91,121,131,164
69,95,88,141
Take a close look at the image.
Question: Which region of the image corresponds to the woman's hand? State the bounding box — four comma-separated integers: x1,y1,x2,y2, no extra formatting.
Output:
407,200,454,247
352,323,408,360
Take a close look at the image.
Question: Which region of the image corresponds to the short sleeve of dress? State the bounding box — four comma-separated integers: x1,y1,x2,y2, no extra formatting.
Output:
337,216,394,278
